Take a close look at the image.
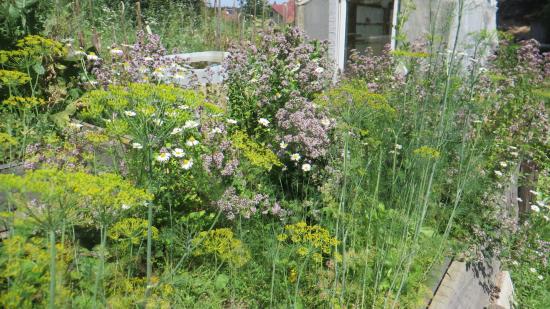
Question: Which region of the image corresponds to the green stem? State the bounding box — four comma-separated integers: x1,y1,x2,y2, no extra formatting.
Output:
49,229,56,309
145,200,153,298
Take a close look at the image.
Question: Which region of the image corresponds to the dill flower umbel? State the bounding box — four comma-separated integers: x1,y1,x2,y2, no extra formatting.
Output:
413,146,440,159
2,96,45,108
0,70,31,86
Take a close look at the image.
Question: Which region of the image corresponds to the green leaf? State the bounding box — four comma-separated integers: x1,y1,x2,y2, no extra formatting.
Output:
214,274,229,290
420,227,435,238
8,5,20,18
33,63,45,75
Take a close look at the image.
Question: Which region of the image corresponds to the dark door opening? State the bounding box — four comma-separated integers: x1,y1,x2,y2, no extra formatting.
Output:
346,0,394,58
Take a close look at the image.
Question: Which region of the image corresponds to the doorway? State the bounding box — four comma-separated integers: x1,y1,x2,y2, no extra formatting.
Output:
346,0,395,58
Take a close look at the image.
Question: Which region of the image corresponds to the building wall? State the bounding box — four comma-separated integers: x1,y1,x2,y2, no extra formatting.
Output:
401,0,497,55
296,0,497,70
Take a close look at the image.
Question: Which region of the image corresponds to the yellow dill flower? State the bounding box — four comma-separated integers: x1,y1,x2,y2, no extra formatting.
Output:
2,96,45,108
297,246,309,256
390,50,430,58
277,233,288,242
289,267,298,283
413,146,440,159
15,35,66,58
282,221,339,259
84,131,110,145
192,228,251,267
108,218,159,244
0,70,31,86
231,131,282,171
312,253,323,263
0,132,17,148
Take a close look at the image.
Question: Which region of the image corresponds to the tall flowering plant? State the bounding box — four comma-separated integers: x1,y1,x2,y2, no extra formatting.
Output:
90,31,187,87
224,27,335,188
224,27,332,131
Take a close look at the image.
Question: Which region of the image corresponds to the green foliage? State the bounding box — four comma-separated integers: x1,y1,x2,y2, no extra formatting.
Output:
0,235,72,308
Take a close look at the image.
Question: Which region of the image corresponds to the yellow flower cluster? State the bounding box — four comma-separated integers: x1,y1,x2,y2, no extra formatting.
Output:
0,132,17,148
84,131,110,145
0,169,153,224
321,83,397,116
0,35,65,65
231,130,282,171
413,146,441,159
2,96,45,108
0,235,72,307
279,221,339,257
390,50,430,58
80,83,205,120
192,228,251,267
109,218,159,245
109,276,172,308
0,69,31,86
15,35,66,58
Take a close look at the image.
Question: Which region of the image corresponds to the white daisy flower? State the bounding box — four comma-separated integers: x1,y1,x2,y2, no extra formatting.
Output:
172,148,185,158
302,163,311,172
529,267,537,273
132,142,143,149
110,49,124,56
531,205,540,213
183,120,200,129
258,118,270,127
186,137,199,147
171,127,183,135
395,144,403,150
178,105,189,110
538,275,544,280
211,127,223,134
280,141,288,149
500,161,508,168
156,152,171,162
121,204,131,210
290,153,301,161
87,53,99,61
227,118,238,124
124,110,136,117
321,118,331,127
181,158,194,170
495,171,503,177
69,123,83,130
